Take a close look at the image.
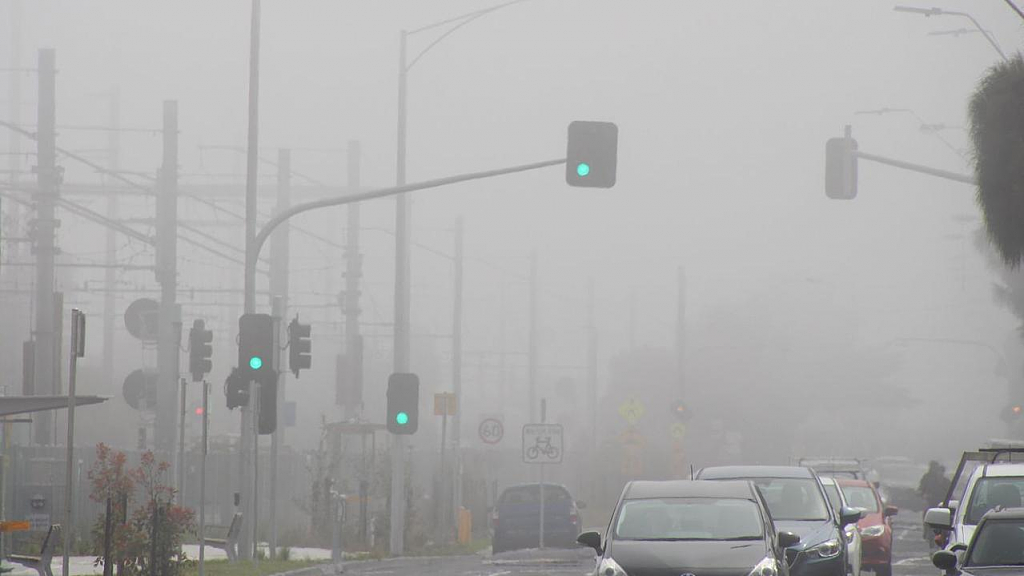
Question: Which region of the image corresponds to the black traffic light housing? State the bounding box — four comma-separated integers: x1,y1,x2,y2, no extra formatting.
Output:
387,373,420,435
671,399,693,423
189,319,213,382
225,367,250,409
825,126,858,199
288,316,311,378
239,313,275,378
566,120,618,188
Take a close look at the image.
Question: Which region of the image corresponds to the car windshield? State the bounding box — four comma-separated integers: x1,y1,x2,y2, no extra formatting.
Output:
841,486,879,513
965,478,1024,525
614,497,764,541
751,478,830,521
823,484,843,517
966,520,1024,567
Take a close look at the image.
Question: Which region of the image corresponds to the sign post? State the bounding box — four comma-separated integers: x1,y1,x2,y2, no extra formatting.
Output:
522,404,562,550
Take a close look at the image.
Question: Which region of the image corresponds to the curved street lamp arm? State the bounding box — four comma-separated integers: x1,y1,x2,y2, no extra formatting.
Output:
406,0,533,72
1002,0,1024,22
246,157,567,302
941,10,1007,60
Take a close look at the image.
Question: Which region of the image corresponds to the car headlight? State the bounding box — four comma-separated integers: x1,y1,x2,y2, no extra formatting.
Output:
598,557,629,576
748,556,780,576
860,525,885,538
810,538,842,559
844,526,857,544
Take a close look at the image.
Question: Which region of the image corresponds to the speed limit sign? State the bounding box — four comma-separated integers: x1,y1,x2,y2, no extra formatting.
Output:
478,417,504,445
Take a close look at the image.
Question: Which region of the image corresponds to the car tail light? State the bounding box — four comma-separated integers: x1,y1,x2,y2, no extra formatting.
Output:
570,512,579,524
490,509,499,529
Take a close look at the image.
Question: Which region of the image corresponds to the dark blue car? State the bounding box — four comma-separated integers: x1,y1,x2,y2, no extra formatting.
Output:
491,483,582,553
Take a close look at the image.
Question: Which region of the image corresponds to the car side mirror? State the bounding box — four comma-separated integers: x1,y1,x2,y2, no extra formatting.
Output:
577,530,602,554
839,506,863,527
883,505,899,518
924,507,953,531
778,531,801,548
576,500,587,510
932,549,958,573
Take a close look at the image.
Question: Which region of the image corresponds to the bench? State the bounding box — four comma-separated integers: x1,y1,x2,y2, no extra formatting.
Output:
9,524,60,576
204,513,242,562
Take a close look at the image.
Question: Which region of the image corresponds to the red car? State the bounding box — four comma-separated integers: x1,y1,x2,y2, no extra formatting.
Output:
837,478,899,576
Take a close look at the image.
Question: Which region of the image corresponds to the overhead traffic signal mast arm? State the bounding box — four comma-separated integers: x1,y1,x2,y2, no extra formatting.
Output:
854,150,975,185
245,157,567,309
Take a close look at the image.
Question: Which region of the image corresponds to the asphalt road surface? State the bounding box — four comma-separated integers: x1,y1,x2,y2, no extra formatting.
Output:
336,516,937,576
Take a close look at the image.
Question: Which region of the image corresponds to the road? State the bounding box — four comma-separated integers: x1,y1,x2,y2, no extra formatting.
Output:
336,516,936,576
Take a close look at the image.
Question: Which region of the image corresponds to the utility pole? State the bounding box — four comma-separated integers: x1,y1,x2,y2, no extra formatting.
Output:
676,267,686,393
103,88,121,396
239,0,261,561
155,100,179,457
344,141,363,420
451,217,464,526
391,28,410,556
586,278,597,493
102,90,121,386
268,149,290,560
528,251,538,422
33,48,58,445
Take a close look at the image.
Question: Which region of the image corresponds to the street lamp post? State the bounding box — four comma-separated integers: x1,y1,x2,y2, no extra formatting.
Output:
390,0,532,555
893,5,1007,60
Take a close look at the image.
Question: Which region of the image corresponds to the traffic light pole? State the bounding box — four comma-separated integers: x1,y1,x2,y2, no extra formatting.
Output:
268,148,290,560
240,0,261,562
33,49,57,445
854,150,975,185
243,158,567,310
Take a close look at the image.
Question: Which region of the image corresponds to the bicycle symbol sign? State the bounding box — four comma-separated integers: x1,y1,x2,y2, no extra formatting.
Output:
522,424,564,464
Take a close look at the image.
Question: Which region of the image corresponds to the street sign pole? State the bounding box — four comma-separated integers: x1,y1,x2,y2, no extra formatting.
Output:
199,380,208,576
539,399,546,550
63,309,85,576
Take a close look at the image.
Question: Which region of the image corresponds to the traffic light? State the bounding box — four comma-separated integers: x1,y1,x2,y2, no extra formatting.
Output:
671,399,693,423
225,367,250,409
566,120,618,188
288,316,311,378
825,126,858,199
1001,403,1024,423
239,313,274,377
387,373,420,435
188,319,213,382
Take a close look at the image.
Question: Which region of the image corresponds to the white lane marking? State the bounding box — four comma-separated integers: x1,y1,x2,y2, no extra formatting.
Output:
486,572,512,576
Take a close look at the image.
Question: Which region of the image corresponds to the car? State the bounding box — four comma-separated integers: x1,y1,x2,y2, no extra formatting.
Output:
837,478,898,576
925,451,1024,549
577,479,801,576
932,507,1024,574
696,465,862,576
819,476,863,576
799,458,873,482
490,482,582,553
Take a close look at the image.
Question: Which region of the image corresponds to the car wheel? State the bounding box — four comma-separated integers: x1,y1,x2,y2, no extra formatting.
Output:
875,564,892,576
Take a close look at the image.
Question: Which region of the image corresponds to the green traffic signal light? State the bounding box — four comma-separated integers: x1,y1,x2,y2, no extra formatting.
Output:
395,411,409,426
249,356,263,370
576,162,591,177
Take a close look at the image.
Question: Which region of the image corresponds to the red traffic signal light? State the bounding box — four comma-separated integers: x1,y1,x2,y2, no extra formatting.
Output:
195,407,205,416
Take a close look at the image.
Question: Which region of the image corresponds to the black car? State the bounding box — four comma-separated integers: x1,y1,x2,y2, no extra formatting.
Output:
577,479,800,576
491,483,582,553
933,507,1024,574
696,466,862,576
